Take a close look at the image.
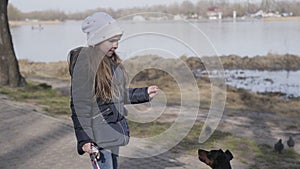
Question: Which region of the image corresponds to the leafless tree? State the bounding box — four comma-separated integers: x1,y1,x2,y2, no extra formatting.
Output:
181,0,195,15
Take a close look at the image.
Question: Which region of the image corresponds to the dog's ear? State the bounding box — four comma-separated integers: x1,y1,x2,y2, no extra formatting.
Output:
225,150,233,161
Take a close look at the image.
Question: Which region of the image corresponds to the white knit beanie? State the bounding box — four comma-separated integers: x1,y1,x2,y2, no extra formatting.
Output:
82,12,123,46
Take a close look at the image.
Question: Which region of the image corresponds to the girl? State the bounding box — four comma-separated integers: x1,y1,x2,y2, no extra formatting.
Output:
69,12,159,169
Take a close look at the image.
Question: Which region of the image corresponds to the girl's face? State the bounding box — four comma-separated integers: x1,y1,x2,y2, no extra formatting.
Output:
97,35,121,57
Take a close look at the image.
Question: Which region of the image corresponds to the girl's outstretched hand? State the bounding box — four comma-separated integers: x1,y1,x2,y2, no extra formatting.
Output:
148,85,159,99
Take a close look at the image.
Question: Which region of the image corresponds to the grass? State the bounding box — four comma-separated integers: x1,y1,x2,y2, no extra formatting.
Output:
0,81,70,115
128,121,171,138
250,144,300,169
176,123,232,154
146,121,300,169
224,85,300,117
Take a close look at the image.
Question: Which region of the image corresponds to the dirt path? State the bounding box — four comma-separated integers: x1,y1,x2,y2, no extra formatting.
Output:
0,94,90,169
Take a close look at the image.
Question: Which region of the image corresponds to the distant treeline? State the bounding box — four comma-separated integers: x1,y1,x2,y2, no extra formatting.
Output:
8,0,300,21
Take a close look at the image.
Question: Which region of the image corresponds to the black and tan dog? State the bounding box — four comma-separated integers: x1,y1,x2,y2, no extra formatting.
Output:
198,149,233,169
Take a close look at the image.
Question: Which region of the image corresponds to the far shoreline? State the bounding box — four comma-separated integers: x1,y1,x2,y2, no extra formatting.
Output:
9,20,62,27
262,16,300,22
8,15,300,27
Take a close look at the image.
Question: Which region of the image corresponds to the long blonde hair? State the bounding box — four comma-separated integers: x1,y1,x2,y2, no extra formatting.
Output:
95,53,126,103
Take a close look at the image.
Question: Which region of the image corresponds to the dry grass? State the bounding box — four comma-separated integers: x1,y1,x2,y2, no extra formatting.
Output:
18,55,300,117
182,54,300,71
225,86,300,117
0,81,70,115
221,53,300,70
19,59,69,80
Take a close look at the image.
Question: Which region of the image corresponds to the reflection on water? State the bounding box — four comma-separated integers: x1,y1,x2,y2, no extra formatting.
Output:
195,69,300,98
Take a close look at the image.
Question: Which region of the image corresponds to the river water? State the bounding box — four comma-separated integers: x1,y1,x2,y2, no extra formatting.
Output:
225,70,300,98
10,20,300,62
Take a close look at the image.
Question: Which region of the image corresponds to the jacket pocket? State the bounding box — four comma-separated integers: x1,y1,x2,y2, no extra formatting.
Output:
101,107,118,123
92,114,130,148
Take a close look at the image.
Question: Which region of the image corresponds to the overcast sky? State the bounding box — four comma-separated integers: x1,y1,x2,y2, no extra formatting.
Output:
9,0,264,13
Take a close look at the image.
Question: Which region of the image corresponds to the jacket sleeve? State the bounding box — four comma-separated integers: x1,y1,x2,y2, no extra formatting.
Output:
70,103,92,155
71,49,100,155
125,87,150,104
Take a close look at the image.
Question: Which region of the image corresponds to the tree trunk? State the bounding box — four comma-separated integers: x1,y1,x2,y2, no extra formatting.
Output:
0,0,26,87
